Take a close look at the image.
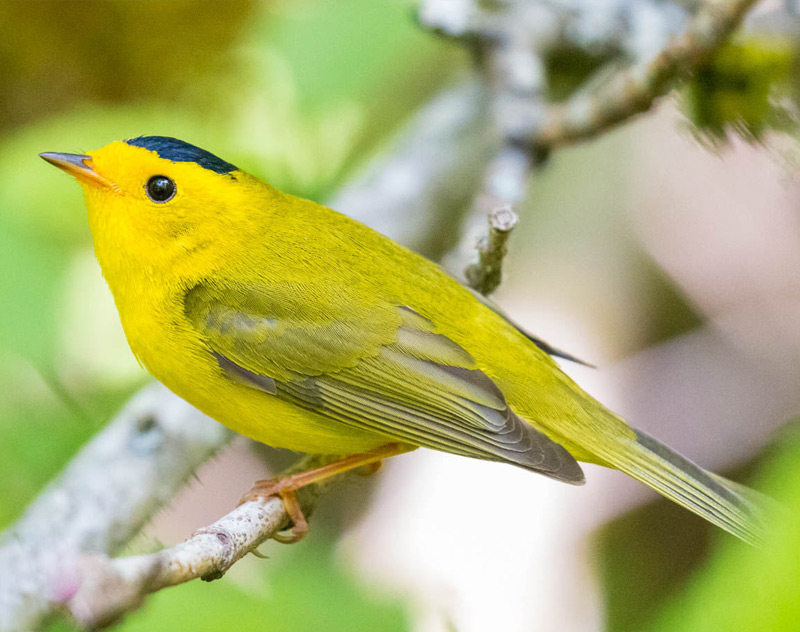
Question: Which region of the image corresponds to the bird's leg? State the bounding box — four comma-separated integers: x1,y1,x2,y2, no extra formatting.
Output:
239,443,415,543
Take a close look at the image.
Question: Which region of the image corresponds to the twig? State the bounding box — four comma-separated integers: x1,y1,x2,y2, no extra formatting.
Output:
421,1,541,290
465,205,519,295
64,455,342,630
530,0,761,148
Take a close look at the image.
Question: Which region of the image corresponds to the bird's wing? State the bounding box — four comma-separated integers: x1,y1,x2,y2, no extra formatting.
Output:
183,280,584,484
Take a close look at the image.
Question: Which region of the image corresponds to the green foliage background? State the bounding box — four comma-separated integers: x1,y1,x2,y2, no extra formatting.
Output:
0,2,797,631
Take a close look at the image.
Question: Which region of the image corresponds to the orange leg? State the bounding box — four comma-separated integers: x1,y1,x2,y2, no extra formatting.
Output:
240,443,415,543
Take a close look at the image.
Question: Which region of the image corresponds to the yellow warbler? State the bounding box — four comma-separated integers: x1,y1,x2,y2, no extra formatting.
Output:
41,137,763,544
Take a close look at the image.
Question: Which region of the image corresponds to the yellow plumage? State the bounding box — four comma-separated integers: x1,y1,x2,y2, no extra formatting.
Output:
41,137,764,544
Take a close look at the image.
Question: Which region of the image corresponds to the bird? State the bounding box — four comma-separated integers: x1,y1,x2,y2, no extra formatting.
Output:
41,136,763,544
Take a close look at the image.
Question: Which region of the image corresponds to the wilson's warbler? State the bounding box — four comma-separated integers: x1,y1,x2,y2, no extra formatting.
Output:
41,137,763,544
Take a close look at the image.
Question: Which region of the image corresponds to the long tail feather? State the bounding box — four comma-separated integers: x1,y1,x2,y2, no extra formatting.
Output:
600,428,766,546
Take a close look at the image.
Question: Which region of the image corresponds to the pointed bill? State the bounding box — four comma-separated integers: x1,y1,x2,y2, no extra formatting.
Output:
40,152,112,188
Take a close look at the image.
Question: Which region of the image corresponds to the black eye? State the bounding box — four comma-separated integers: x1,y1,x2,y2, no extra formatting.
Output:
146,175,176,202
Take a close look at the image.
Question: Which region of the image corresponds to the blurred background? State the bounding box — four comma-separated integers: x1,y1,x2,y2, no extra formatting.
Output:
1,1,799,631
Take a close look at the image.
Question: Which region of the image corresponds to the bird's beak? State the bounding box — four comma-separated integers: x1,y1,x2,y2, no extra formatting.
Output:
39,152,112,188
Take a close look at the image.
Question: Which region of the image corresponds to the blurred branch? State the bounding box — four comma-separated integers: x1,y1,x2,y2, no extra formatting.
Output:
531,0,761,148
332,78,493,260
419,0,761,152
0,385,231,632
64,455,344,630
426,0,757,291
420,2,543,288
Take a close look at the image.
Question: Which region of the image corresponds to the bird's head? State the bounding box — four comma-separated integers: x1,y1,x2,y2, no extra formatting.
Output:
40,136,268,279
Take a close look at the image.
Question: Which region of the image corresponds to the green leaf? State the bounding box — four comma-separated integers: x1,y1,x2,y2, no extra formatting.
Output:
0,378,137,529
682,37,797,143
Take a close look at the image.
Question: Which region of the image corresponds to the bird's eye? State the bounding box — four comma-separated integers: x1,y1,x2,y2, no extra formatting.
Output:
145,175,176,203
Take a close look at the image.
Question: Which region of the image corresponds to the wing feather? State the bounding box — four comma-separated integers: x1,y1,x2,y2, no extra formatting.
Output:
184,281,585,484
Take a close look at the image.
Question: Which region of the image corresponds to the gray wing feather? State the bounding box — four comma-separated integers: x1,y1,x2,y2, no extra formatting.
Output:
189,284,584,484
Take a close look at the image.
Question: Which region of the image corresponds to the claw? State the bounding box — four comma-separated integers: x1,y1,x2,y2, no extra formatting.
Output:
239,481,309,544
273,491,309,544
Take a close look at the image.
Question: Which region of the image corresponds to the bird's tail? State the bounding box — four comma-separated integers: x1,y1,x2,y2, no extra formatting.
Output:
595,426,767,546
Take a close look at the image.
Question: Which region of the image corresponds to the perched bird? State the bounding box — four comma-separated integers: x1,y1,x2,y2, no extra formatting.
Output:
41,136,763,544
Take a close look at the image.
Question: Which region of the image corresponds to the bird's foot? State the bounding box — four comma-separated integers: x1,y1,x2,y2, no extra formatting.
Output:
239,443,415,543
239,482,309,543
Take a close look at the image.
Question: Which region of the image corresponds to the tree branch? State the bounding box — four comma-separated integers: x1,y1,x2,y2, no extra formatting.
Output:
64,455,342,630
531,0,761,148
331,78,493,260
433,0,758,296
420,2,542,292
0,385,231,632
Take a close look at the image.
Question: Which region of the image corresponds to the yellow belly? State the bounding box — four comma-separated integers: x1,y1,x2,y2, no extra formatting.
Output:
117,272,615,463
123,297,389,455
175,373,392,455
